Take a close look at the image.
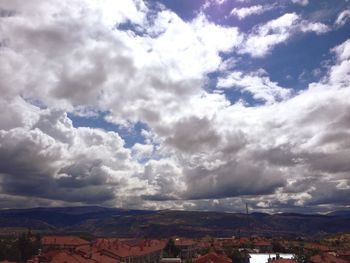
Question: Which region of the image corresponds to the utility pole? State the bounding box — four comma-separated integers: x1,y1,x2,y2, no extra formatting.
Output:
246,202,249,215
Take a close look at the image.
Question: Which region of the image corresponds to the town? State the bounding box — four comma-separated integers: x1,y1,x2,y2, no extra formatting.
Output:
1,230,350,263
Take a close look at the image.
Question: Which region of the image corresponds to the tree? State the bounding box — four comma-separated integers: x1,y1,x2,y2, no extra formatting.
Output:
272,241,286,253
164,238,180,258
292,246,311,263
231,249,243,263
223,246,243,263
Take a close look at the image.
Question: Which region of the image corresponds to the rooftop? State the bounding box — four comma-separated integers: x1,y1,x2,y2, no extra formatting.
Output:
95,238,166,258
41,236,90,247
193,252,231,263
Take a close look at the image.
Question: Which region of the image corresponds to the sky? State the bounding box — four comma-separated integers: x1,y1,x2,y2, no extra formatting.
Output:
0,0,350,214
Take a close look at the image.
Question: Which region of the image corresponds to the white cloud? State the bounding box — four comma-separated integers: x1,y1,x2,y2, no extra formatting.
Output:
335,10,350,27
300,22,330,34
217,69,292,104
291,0,309,6
132,143,154,160
329,39,350,86
239,13,330,57
230,5,272,20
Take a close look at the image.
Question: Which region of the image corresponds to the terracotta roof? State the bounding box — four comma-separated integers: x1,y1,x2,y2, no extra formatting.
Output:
254,240,272,247
338,251,350,256
41,236,90,247
193,252,232,263
46,251,95,263
310,253,349,263
230,237,251,246
91,249,119,263
95,238,166,258
305,243,330,252
175,238,197,246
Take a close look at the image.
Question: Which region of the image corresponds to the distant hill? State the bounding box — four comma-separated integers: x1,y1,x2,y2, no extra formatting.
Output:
327,210,350,218
0,206,349,238
0,206,155,229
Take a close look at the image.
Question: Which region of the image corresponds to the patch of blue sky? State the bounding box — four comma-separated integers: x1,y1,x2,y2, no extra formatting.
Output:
244,26,350,89
209,23,350,96
159,0,206,21
205,72,267,106
116,20,146,36
68,112,148,148
223,88,267,106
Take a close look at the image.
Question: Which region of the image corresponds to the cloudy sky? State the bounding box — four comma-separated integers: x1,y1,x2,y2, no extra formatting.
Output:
0,0,350,213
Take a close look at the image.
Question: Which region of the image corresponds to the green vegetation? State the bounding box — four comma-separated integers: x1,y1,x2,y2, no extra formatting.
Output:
0,230,41,263
272,240,287,253
163,238,180,258
223,245,243,263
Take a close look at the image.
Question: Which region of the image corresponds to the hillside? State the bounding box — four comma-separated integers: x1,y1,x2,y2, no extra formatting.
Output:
0,207,349,238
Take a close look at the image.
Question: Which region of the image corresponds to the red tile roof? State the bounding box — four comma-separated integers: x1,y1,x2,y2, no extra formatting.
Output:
305,243,330,252
338,251,350,256
44,251,96,263
41,236,90,247
310,253,349,263
91,249,119,263
193,252,232,263
95,238,166,258
175,238,197,246
254,240,272,247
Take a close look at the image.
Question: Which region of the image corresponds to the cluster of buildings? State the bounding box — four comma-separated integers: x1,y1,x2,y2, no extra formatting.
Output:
27,236,167,263
2,234,348,263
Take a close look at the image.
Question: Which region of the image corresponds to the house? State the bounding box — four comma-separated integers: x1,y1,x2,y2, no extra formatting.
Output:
41,236,90,252
95,238,166,263
45,250,95,263
193,252,232,263
304,243,330,253
31,237,169,263
27,249,96,263
338,250,350,261
254,240,272,252
310,253,349,263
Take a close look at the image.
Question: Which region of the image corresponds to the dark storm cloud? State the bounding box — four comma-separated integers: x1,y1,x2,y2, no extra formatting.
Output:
253,144,302,167
0,173,115,203
183,160,285,200
0,128,117,204
164,117,221,153
0,8,15,18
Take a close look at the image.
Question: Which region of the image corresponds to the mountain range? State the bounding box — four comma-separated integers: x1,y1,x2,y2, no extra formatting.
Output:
0,206,349,238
